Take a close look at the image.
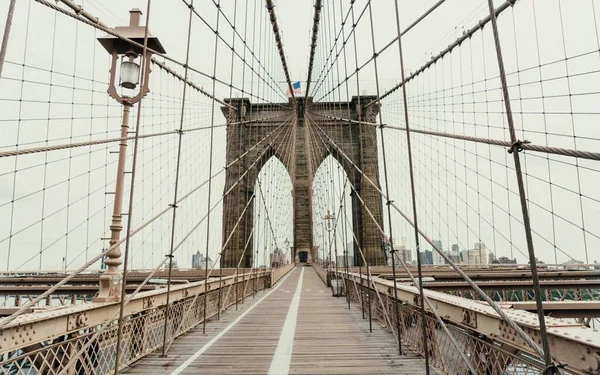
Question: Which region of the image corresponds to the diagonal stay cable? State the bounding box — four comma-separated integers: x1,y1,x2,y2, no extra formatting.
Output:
0,113,293,330
307,111,548,360
308,111,477,373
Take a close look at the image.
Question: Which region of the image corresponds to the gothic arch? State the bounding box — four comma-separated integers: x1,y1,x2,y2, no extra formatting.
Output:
220,96,386,268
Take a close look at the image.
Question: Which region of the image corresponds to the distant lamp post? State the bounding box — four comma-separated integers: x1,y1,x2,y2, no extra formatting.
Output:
323,210,335,269
94,9,165,302
284,238,290,264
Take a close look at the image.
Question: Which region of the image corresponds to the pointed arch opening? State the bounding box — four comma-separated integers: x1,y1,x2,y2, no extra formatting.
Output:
312,154,354,268
253,155,293,268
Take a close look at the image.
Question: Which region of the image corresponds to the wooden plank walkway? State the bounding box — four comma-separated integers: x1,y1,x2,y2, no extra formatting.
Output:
122,266,435,374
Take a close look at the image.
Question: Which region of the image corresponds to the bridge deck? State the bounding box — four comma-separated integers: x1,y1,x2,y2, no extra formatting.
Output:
122,266,433,374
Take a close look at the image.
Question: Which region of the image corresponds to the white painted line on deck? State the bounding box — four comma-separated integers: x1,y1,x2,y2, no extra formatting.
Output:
169,268,296,375
268,267,304,375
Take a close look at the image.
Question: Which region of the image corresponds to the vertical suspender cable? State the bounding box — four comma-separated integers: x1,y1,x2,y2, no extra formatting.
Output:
366,1,402,355
203,0,222,335
392,0,431,371
161,0,195,357
0,0,16,80
485,0,553,371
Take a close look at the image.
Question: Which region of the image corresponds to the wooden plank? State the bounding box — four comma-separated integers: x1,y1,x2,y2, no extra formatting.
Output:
122,267,435,374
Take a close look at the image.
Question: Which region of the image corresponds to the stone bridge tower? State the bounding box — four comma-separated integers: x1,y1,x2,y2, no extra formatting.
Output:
220,96,385,268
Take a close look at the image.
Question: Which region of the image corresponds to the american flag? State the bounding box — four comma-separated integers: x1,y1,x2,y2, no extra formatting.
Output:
286,81,301,96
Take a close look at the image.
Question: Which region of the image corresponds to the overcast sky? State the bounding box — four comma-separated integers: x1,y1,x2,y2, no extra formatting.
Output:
0,0,599,271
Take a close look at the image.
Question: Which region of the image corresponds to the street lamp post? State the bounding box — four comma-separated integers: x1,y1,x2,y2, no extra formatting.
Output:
284,238,290,264
324,210,335,271
94,9,165,302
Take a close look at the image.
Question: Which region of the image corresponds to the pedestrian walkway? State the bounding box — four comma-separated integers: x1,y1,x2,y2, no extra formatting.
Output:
122,266,433,374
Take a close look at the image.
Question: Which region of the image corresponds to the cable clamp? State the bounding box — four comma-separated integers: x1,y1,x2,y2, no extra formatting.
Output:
507,139,530,154
386,200,394,206
169,203,179,208
175,129,184,135
165,254,174,258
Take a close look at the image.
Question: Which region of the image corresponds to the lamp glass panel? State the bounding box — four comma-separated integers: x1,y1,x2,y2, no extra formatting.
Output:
120,61,140,89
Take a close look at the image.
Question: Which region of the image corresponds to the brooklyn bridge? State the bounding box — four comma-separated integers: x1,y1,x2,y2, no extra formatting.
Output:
1,0,600,374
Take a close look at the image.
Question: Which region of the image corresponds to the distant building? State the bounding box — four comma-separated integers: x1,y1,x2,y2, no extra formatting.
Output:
100,250,108,270
490,255,517,264
270,248,286,267
461,242,488,265
432,240,444,265
192,251,212,268
398,244,412,265
419,250,433,265
444,250,461,264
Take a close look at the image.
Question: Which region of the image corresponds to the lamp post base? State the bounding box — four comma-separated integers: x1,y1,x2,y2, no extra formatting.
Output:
93,272,122,302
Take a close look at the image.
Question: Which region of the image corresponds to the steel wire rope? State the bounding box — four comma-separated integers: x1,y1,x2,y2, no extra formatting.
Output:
307,109,548,360
310,1,369,99
315,118,477,373
485,0,552,368
159,0,195,357
311,112,414,358
206,0,287,101
179,0,287,102
53,114,297,371
0,113,293,330
36,0,283,109
367,0,519,107
311,113,600,161
313,0,448,102
368,0,402,356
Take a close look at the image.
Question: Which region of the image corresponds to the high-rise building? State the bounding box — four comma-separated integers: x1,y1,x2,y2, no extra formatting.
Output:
192,251,212,268
462,242,488,264
398,244,412,265
444,250,461,264
474,242,488,264
432,240,444,265
419,250,433,265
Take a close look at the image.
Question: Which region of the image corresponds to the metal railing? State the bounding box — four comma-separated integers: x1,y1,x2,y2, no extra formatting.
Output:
315,263,600,375
0,264,295,375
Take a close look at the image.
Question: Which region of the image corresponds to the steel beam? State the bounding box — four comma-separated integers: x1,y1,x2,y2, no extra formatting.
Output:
504,301,600,319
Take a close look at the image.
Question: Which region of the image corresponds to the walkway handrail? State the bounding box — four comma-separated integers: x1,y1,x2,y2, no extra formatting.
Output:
312,262,328,284
0,271,270,355
337,270,600,374
272,262,295,285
